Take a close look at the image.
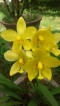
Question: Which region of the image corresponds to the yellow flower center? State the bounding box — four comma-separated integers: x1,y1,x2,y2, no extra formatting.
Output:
38,61,43,70
19,58,24,65
16,36,24,44
16,36,21,41
39,35,44,41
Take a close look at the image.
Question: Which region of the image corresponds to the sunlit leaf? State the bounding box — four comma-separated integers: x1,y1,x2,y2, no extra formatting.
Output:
0,85,22,100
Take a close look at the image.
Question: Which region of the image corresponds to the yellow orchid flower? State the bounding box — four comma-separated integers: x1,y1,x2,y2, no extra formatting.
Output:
23,48,60,81
1,17,37,50
4,49,28,76
32,28,54,51
31,27,60,56
47,25,60,56
47,25,60,44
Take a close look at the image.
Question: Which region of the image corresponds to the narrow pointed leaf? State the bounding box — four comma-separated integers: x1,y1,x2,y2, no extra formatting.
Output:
38,84,58,106
0,73,22,92
0,85,22,100
51,86,60,95
0,96,10,104
0,101,21,106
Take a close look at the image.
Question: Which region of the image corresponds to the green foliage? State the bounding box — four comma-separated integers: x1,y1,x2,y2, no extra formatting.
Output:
0,96,22,106
0,37,12,77
0,72,60,106
0,73,22,92
0,96,10,104
0,85,21,100
0,101,21,106
0,75,22,99
37,84,58,106
0,37,20,80
29,79,59,106
0,73,24,105
51,86,60,95
3,16,17,23
23,9,40,22
28,97,38,106
0,73,23,104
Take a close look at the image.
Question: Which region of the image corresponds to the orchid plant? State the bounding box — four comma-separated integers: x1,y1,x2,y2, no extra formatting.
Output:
1,17,60,81
0,17,60,105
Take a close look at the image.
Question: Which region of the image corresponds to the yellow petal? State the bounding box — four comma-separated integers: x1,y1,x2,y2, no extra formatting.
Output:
44,55,60,67
38,70,44,80
17,17,26,34
23,26,37,39
42,67,52,80
19,68,24,73
52,48,60,56
34,48,49,62
23,59,38,81
26,51,33,58
54,33,60,43
12,40,22,53
1,29,17,41
23,40,32,50
34,48,60,67
12,47,28,64
10,61,20,76
17,49,28,64
4,50,19,61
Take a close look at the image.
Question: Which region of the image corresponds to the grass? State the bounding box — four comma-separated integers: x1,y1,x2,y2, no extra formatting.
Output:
40,16,60,33
0,1,60,81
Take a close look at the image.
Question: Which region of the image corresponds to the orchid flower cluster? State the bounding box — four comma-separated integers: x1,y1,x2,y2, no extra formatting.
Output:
1,17,60,81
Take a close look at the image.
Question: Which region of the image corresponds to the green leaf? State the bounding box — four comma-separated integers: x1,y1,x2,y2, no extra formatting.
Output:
38,84,58,106
0,101,22,106
51,86,60,95
0,96,10,104
0,73,22,92
0,85,22,100
28,99,38,106
28,96,40,106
